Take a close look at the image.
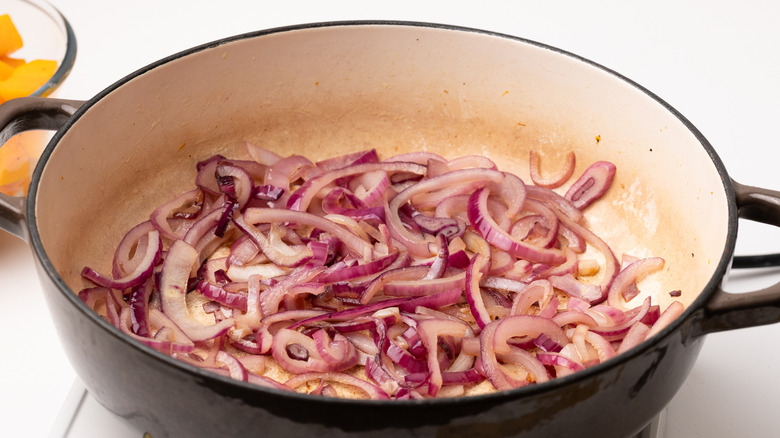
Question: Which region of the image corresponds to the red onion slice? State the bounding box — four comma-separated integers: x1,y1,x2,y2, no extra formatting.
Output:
387,168,506,258
240,207,374,261
468,187,565,265
607,257,665,311
287,161,426,212
197,280,248,312
159,240,235,341
564,161,617,210
111,220,156,279
483,314,565,389
416,318,469,396
315,251,400,284
383,272,466,298
215,351,249,382
529,150,575,189
465,254,492,329
285,372,390,400
81,230,162,291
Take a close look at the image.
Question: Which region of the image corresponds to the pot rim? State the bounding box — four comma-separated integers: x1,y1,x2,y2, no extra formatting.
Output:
26,19,739,406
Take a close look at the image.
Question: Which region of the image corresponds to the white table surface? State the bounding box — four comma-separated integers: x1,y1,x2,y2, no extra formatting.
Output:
2,1,780,436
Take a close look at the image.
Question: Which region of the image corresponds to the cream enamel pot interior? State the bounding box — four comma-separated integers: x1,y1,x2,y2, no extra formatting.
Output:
2,21,780,438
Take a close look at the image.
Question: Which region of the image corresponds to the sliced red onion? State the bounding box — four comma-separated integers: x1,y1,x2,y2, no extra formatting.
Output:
589,296,652,340
358,265,430,304
316,149,380,172
441,249,467,270
383,271,466,298
492,315,570,355
216,162,254,209
584,329,617,363
81,230,162,291
384,151,446,165
607,257,665,311
397,288,463,313
536,351,584,373
258,265,327,316
416,318,469,396
150,189,205,240
288,161,425,213
548,274,602,303
510,279,554,316
480,317,550,390
233,215,314,268
252,184,285,203
159,240,235,341
424,234,450,280
533,332,564,353
529,150,575,189
194,155,224,197
412,214,465,240
465,254,492,329
312,329,360,369
182,207,226,247
315,251,399,284
285,372,390,400
564,161,617,210
321,187,385,222
646,301,684,339
387,168,506,258
240,207,373,261
480,276,529,294
272,328,357,374
128,278,154,337
118,307,195,354
244,142,282,165
263,154,314,207
111,220,156,279
552,310,599,328
226,235,261,268
554,211,619,302
197,280,248,312
215,351,249,382
350,169,390,207
287,298,407,331
615,322,651,355
526,185,583,223
78,147,682,400
385,340,428,373
468,187,565,265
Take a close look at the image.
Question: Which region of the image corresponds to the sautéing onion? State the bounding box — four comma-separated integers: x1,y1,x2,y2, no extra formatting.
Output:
78,144,682,400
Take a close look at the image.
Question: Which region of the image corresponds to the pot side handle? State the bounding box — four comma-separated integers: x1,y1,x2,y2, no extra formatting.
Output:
697,180,780,335
0,97,83,240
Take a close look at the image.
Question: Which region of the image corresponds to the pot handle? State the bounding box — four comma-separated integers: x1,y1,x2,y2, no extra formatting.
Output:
0,97,83,240
697,180,780,335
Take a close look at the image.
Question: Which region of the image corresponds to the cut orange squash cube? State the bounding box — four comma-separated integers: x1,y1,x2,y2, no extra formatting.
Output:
0,58,13,80
0,14,23,56
0,59,57,101
0,56,25,68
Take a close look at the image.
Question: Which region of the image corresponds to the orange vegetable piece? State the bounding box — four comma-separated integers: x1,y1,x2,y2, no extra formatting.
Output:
0,58,13,80
0,14,60,195
1,56,25,68
0,133,33,195
0,59,57,101
0,14,23,56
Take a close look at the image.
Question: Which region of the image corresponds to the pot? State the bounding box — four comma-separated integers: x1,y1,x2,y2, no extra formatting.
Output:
2,21,779,438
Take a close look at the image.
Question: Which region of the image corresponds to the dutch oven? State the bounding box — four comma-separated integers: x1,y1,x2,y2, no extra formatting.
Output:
2,21,780,438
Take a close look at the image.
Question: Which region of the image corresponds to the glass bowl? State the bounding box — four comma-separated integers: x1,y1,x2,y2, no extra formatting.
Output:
0,0,76,196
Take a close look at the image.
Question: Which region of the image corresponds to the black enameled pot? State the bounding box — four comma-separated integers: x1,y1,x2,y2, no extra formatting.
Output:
3,22,780,438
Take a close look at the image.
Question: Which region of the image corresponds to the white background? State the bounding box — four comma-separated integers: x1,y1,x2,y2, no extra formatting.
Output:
2,1,780,436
